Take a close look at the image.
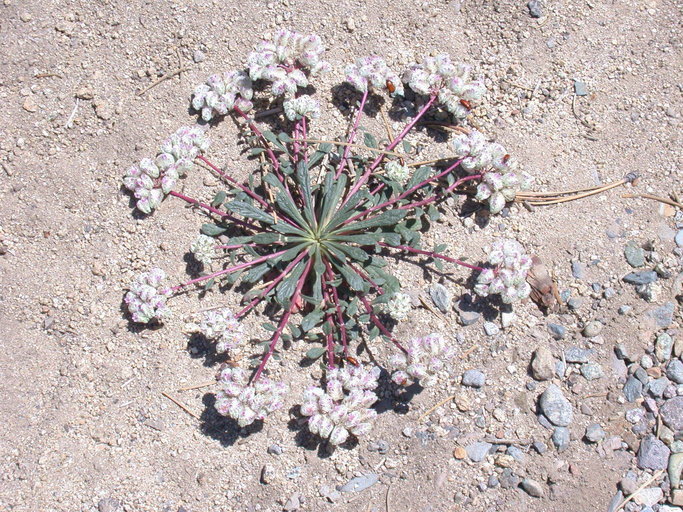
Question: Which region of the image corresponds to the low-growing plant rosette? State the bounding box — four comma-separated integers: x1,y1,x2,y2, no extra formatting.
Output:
122,29,542,442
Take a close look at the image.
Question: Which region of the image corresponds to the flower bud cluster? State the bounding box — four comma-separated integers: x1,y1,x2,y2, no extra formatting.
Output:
384,160,411,184
283,95,321,121
300,365,380,445
247,29,329,98
452,130,532,214
345,56,404,96
192,71,254,121
190,234,218,265
474,239,532,304
389,333,455,387
195,307,244,353
386,292,412,321
123,126,210,214
215,367,288,427
125,268,171,324
403,55,485,119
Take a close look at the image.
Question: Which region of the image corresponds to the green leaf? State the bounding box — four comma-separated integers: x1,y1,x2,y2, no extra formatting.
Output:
262,322,277,332
302,310,324,332
276,259,306,303
329,241,369,262
434,243,448,253
272,221,308,236
364,132,378,149
381,232,402,246
328,232,380,246
278,132,293,143
435,259,444,271
334,262,364,291
406,165,432,190
262,130,287,153
427,204,440,221
201,223,226,236
225,200,274,224
338,209,408,232
320,173,348,228
249,147,266,156
253,232,281,244
203,278,215,291
347,298,359,316
402,140,413,154
305,346,326,360
243,262,271,283
280,242,309,262
289,324,301,338
211,191,227,207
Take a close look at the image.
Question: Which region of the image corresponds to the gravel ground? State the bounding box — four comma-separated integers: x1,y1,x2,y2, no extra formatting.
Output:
0,0,681,511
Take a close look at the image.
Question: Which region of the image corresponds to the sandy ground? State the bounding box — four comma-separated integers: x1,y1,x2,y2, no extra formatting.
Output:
1,0,682,511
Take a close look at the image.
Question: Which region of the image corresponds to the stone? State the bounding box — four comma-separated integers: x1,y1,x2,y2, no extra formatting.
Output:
624,241,646,267
671,490,683,507
94,99,114,120
571,261,584,279
532,441,547,454
676,230,683,247
483,322,500,336
633,487,663,507
527,0,542,18
623,271,658,285
614,343,631,361
531,346,555,381
607,491,624,512
98,498,121,512
453,445,466,459
283,494,301,511
619,476,638,496
539,385,573,426
581,362,603,380
661,397,683,432
574,80,588,96
637,435,670,470
565,347,593,363
267,444,283,455
260,464,275,484
429,283,452,314
462,369,486,388
669,453,683,488
583,321,603,338
337,474,379,493
641,354,654,369
668,360,683,384
649,302,676,328
465,441,492,462
585,423,606,443
520,478,544,497
22,96,38,112
459,309,480,326
193,50,206,63
506,446,525,462
623,376,643,402
637,282,661,302
547,323,566,340
552,426,570,452
647,377,670,398
501,310,516,328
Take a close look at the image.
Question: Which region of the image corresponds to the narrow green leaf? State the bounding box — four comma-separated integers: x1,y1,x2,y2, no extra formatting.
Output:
334,262,364,291
305,346,326,360
276,259,306,303
402,140,413,154
364,132,378,149
272,221,308,236
278,132,293,143
249,147,266,156
203,278,215,291
302,310,324,332
406,165,432,190
262,322,277,332
329,241,369,262
330,233,382,245
381,232,402,246
320,173,348,228
243,262,271,283
225,200,274,224
253,232,281,244
434,243,448,253
201,223,226,236
427,204,440,221
211,191,227,207
338,209,408,233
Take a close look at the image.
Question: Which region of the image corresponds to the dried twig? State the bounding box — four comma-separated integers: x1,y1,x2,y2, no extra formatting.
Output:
516,177,631,206
418,295,449,323
64,98,80,128
385,483,393,512
418,394,456,422
161,391,200,419
622,192,683,210
35,72,62,79
615,469,664,511
483,437,533,445
177,380,215,392
138,66,192,97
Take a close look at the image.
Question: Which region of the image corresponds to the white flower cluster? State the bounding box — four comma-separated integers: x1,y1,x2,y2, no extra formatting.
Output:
125,268,171,323
192,71,254,121
403,55,485,119
389,333,455,387
345,56,404,96
452,130,532,214
283,95,321,121
300,365,380,445
123,126,210,214
386,292,412,321
384,160,411,184
247,29,329,98
474,239,532,304
190,234,218,265
195,307,244,353
215,367,288,427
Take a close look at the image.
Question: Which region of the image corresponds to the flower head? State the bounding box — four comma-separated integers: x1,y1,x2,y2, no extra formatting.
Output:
247,29,329,98
386,292,412,321
474,239,532,303
345,56,404,96
195,307,244,353
388,333,456,387
192,70,254,121
125,268,172,323
384,160,411,184
190,234,218,265
215,367,288,427
403,55,485,119
283,95,321,121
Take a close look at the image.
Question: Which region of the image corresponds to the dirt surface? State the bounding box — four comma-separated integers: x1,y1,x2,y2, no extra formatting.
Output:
1,0,682,511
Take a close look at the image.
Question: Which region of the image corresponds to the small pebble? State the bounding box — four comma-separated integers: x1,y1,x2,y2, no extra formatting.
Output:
530,346,555,381
337,474,378,493
547,323,566,340
483,322,499,336
539,384,573,426
462,369,486,388
193,50,206,63
465,441,492,462
624,241,645,267
520,478,544,497
527,0,543,18
581,362,603,380
552,426,570,452
623,376,643,402
583,320,602,338
667,359,683,384
429,283,452,314
637,435,670,470
574,80,588,97
623,271,658,285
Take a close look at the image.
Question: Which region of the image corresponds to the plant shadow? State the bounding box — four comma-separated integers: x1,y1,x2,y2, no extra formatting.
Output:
199,393,263,447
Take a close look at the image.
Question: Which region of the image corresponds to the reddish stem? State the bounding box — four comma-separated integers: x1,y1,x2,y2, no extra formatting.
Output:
358,294,407,353
335,89,369,179
396,174,482,212
168,190,261,232
379,242,484,272
252,257,313,382
324,262,348,357
197,155,269,209
348,263,384,294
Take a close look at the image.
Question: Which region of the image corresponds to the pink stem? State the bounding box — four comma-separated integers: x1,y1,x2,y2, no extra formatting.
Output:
378,242,484,272
171,249,286,292
335,89,369,179
301,116,308,163
252,258,313,382
235,250,308,318
348,263,384,294
396,174,482,211
197,155,269,210
341,94,438,206
324,262,348,357
168,190,261,231
217,243,257,250
358,294,407,353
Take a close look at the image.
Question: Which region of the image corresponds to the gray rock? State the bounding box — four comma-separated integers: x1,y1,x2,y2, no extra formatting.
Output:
637,282,660,302
618,305,632,315
603,287,616,299
547,323,566,340
532,441,547,454
499,468,520,489
459,310,480,326
465,441,492,462
565,347,593,363
634,487,663,507
539,385,573,426
429,283,452,313
624,241,646,268
669,360,683,384
607,491,624,512
488,475,500,488
283,493,301,511
669,452,683,488
462,369,486,388
571,261,584,279
337,473,379,493
623,376,643,402
634,366,649,383
614,343,631,361
260,464,275,484
637,435,670,470
649,302,676,328
585,423,606,443
552,426,570,452
520,478,544,497
527,0,542,18
574,80,588,97
581,362,603,380
647,377,670,398
623,270,658,285
193,50,206,63
483,321,499,336
583,320,603,338
568,297,583,310
98,499,121,512
501,310,516,328
531,346,555,381
676,230,683,247
619,476,638,496
640,354,654,369
368,440,389,454
267,444,283,455
506,446,525,462
661,396,683,432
